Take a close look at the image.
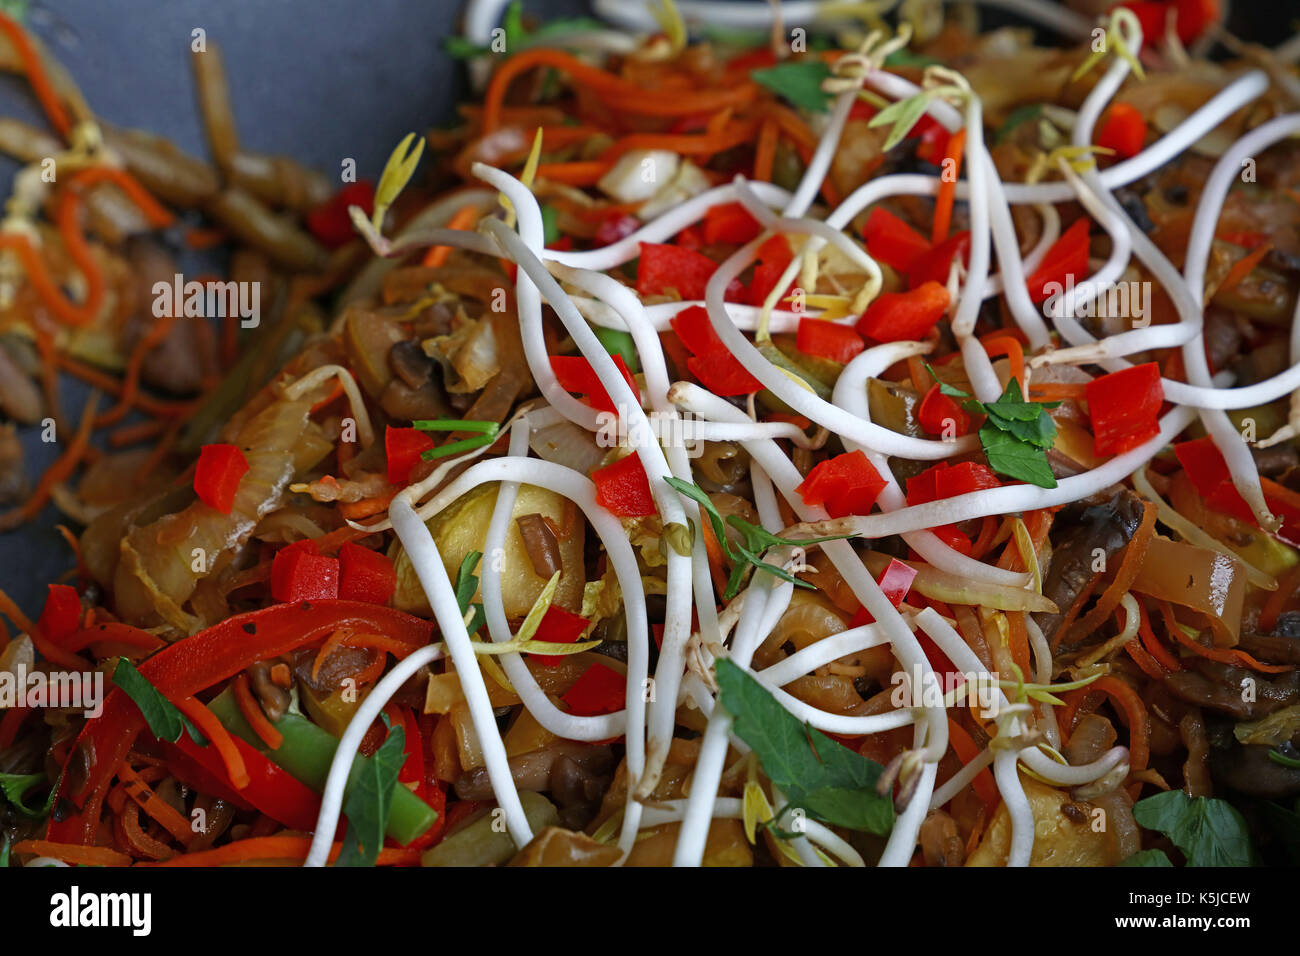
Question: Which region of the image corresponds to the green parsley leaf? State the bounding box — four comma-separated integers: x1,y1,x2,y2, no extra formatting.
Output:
982,378,1061,422
1132,790,1257,867
112,658,186,743
981,405,1058,449
716,659,893,835
979,423,1058,488
1118,848,1174,867
336,723,407,867
883,49,942,68
0,772,53,817
751,61,834,114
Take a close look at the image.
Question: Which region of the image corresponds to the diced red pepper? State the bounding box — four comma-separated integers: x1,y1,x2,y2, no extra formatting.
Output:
1085,362,1164,456
338,542,397,605
795,450,887,519
848,558,917,626
1174,435,1231,499
912,115,951,165
905,463,947,506
1096,102,1147,160
928,524,973,556
595,212,640,247
549,353,639,416
385,426,436,485
675,224,705,251
194,443,249,515
271,542,340,603
1025,218,1092,303
916,384,971,437
1175,437,1300,542
796,318,865,365
687,350,764,396
1113,2,1172,42
37,583,81,645
934,461,1001,499
669,305,726,356
532,604,591,667
908,231,970,289
592,453,657,518
863,207,931,274
856,281,951,343
1173,0,1219,44
305,181,375,249
749,233,797,306
636,242,745,301
703,202,763,245
563,661,625,716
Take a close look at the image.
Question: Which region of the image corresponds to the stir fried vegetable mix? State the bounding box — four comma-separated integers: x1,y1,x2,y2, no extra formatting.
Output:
2,0,1300,868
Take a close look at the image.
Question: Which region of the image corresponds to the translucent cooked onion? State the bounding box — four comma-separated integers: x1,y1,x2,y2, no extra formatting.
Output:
863,552,1058,614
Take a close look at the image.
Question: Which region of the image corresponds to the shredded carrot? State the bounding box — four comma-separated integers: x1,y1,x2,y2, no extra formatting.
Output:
0,12,71,138
1090,674,1150,773
0,231,99,327
598,120,761,163
981,334,1026,390
339,632,417,660
148,835,421,867
312,628,351,682
946,717,999,812
173,695,250,789
71,166,174,227
1259,561,1300,634
1124,636,1168,680
1066,500,1155,644
13,840,132,867
117,764,194,845
31,320,63,430
338,491,397,521
95,313,180,428
1005,610,1032,686
1136,598,1180,671
108,418,168,448
233,672,284,750
1027,381,1089,400
1159,600,1292,673
310,380,345,413
970,515,1001,560
119,800,174,860
421,204,482,268
1049,571,1100,651
1217,242,1273,295
270,663,292,687
699,502,731,598
931,128,966,244
964,807,987,859
184,226,226,250
0,389,99,531
754,116,779,183
533,160,613,187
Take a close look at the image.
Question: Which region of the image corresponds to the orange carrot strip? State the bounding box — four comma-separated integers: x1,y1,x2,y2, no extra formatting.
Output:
754,117,779,183
233,672,284,750
0,389,99,531
1259,562,1300,634
174,695,250,789
981,334,1026,390
533,160,612,187
1217,242,1272,295
13,840,132,867
0,12,71,138
421,204,481,268
148,835,421,867
1160,601,1293,674
946,717,999,812
1066,500,1155,644
117,764,194,845
931,128,966,244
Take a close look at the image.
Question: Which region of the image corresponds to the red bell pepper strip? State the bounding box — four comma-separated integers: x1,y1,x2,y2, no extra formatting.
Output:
531,604,591,667
687,350,764,396
904,463,981,557
48,600,434,845
863,207,931,274
1113,2,1171,41
1085,362,1163,456
385,426,436,485
36,583,81,647
748,233,796,306
848,557,917,627
908,231,970,289
194,443,249,515
916,384,971,437
855,281,951,343
795,450,887,519
1172,0,1219,44
702,202,763,244
270,543,340,603
636,242,745,301
549,353,638,416
1096,102,1147,160
1025,217,1091,303
934,461,1002,499
669,304,726,357
796,318,865,364
563,661,626,717
1174,437,1300,544
927,524,973,556
305,181,375,248
168,731,322,832
592,453,658,517
338,542,397,604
